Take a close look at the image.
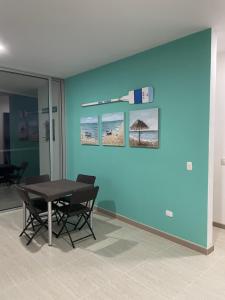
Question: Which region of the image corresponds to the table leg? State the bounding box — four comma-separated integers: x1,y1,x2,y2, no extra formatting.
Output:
90,200,93,229
48,202,52,246
22,201,27,229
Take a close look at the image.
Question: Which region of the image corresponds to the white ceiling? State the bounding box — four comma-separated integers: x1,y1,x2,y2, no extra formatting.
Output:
0,0,224,78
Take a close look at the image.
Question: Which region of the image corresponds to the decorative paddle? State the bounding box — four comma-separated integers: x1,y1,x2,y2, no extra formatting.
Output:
81,86,154,107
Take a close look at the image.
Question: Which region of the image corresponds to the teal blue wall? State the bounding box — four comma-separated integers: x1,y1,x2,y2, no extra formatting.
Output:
9,95,40,177
65,30,211,247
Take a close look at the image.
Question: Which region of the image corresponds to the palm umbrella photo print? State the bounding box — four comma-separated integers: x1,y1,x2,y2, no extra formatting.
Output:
129,108,159,148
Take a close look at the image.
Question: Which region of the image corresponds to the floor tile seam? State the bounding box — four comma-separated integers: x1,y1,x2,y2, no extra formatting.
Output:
0,278,18,295
57,274,100,297
171,254,225,299
125,271,172,299
85,250,131,276
80,285,103,300
29,252,91,275
121,243,178,275
93,248,155,274
93,271,160,298
124,253,218,295
11,269,74,293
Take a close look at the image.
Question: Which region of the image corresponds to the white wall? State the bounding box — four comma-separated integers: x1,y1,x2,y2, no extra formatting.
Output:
213,52,225,224
207,31,217,248
0,95,9,163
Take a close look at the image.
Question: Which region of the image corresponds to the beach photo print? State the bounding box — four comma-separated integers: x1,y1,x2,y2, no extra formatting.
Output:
129,108,159,148
80,116,99,145
102,112,125,146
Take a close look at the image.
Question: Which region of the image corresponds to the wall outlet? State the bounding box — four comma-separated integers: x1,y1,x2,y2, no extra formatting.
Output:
186,161,192,171
165,210,173,218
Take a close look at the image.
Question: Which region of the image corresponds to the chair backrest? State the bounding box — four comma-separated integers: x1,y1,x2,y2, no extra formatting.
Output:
24,174,50,185
21,161,28,170
16,161,29,183
16,185,29,206
71,186,99,210
76,174,96,185
16,185,41,220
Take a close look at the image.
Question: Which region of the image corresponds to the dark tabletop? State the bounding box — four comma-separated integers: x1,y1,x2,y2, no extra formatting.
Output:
23,179,92,202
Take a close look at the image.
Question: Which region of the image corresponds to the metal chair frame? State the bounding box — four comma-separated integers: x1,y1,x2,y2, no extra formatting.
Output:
17,185,57,245
56,186,99,248
57,174,96,225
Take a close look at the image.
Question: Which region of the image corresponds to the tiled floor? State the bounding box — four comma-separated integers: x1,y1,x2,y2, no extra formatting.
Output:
0,210,225,299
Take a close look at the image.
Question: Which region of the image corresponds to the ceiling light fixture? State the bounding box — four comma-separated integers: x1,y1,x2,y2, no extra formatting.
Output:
0,42,8,54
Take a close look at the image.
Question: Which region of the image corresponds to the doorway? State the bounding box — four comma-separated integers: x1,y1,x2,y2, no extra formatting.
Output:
0,70,63,210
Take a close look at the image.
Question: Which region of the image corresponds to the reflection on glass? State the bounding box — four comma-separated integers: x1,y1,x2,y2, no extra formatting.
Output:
0,71,50,210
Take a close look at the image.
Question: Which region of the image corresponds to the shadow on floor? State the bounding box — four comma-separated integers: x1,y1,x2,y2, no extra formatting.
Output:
18,214,126,255
94,238,138,257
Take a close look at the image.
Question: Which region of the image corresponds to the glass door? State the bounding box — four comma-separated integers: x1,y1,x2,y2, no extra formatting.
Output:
0,71,50,210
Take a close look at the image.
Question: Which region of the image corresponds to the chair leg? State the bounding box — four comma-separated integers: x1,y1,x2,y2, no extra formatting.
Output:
26,214,35,231
65,224,75,248
58,213,96,248
82,214,96,240
79,212,92,231
19,219,33,237
78,214,88,231
74,215,83,230
54,211,59,223
31,220,35,231
56,216,68,238
52,210,60,223
57,212,65,225
26,222,46,245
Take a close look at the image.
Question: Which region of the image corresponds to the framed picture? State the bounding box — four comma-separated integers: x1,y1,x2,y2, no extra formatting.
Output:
80,116,99,145
102,112,125,146
129,108,159,148
18,110,28,140
18,120,28,140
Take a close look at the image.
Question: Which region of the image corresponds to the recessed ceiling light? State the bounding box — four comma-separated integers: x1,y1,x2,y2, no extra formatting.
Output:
0,42,8,54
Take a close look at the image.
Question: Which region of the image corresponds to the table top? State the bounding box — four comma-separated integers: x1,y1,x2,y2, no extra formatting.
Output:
23,179,92,201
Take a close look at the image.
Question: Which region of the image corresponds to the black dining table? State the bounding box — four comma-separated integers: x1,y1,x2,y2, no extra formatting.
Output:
22,179,92,246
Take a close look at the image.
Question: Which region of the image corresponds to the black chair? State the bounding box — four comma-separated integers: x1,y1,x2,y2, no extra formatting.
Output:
8,161,28,184
24,174,60,224
17,185,49,245
57,174,96,225
59,174,96,205
24,174,50,185
76,174,96,185
0,164,15,185
24,174,50,212
57,186,99,248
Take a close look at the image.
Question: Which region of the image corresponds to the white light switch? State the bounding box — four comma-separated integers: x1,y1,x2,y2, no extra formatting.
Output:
165,210,173,218
186,161,192,171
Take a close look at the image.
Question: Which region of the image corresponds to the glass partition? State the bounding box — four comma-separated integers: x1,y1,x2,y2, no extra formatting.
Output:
0,71,50,210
